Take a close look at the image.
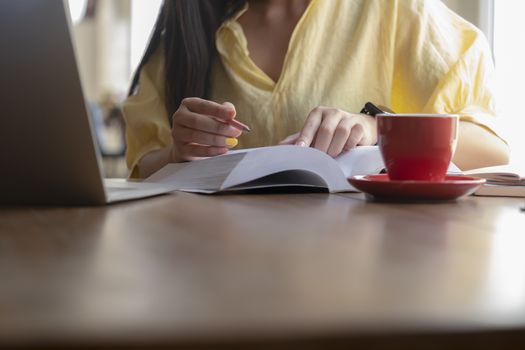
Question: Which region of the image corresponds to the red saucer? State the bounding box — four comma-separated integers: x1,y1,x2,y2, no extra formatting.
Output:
348,174,486,201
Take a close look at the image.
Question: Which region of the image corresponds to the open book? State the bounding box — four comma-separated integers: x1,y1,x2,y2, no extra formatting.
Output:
463,165,525,197
145,145,385,193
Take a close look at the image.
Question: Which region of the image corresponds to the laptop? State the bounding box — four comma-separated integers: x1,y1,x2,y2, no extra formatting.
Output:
0,0,175,205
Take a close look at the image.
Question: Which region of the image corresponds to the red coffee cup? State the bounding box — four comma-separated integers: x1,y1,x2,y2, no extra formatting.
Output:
376,114,459,182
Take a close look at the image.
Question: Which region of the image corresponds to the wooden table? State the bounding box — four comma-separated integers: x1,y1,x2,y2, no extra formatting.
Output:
1,192,525,349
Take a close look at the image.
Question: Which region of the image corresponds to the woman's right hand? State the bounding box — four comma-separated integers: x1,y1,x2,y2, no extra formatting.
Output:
170,97,243,162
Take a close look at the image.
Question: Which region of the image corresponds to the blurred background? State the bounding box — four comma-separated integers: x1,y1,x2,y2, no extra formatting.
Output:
68,0,162,177
67,0,525,177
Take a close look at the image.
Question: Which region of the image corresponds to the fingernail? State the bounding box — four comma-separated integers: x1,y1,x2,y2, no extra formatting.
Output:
225,138,238,147
223,102,236,118
296,140,307,147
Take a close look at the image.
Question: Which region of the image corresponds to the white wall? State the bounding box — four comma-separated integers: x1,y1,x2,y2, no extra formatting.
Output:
72,0,162,101
96,0,131,99
130,0,163,73
72,0,131,102
443,0,493,44
493,1,525,164
72,19,98,101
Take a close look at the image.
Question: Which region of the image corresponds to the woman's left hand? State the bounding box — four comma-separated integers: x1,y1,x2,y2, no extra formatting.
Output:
279,107,377,157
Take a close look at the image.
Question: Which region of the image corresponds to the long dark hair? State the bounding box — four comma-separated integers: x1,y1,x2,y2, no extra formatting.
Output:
128,0,246,120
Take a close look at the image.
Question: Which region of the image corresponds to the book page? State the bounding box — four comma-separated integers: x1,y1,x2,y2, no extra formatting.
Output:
145,153,246,191
335,146,384,177
474,184,525,197
228,170,329,191
334,146,461,177
146,146,351,193
146,145,464,193
221,145,353,192
463,165,525,185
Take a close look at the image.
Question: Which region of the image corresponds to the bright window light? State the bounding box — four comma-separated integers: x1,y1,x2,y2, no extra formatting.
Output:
130,0,163,74
494,1,525,165
68,0,88,25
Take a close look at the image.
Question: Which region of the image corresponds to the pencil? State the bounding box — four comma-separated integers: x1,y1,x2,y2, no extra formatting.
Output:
229,118,251,132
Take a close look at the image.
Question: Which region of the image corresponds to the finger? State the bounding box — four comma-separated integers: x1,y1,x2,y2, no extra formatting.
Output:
327,119,353,157
178,143,229,158
359,114,377,145
279,132,300,145
173,126,238,148
313,110,342,153
181,97,236,120
295,107,323,147
344,124,365,151
175,111,242,138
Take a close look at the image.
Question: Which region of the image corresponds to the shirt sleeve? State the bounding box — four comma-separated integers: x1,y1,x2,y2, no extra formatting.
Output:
391,0,506,142
122,47,172,178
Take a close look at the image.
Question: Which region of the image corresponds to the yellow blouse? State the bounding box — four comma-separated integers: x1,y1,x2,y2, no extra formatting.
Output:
123,0,502,178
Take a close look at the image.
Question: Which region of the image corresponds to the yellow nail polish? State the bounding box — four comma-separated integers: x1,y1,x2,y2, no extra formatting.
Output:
225,138,238,147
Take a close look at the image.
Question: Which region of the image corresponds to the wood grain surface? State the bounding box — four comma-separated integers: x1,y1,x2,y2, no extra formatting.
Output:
0,192,524,349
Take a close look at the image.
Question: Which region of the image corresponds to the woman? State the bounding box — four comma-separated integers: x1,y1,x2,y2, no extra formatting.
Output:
124,0,509,178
